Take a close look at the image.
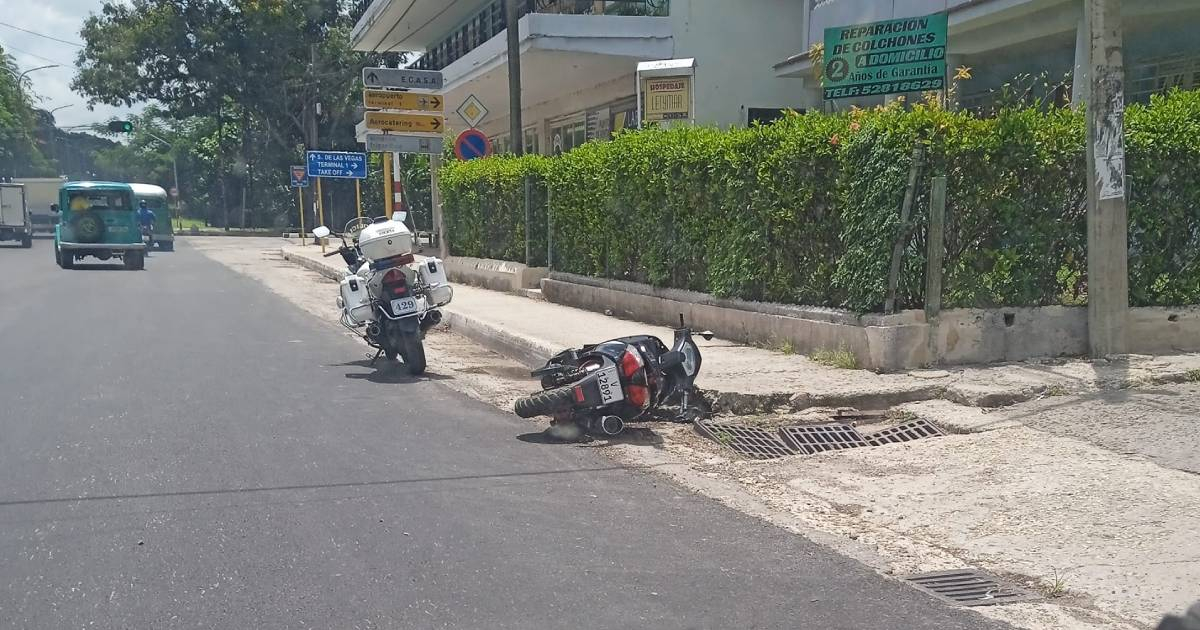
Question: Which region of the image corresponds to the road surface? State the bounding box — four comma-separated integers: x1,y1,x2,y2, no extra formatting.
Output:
0,238,1008,629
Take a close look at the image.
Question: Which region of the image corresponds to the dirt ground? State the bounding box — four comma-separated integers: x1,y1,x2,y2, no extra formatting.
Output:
191,237,1199,630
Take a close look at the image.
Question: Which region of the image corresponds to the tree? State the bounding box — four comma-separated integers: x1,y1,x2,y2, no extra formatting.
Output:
0,44,55,178
72,0,408,227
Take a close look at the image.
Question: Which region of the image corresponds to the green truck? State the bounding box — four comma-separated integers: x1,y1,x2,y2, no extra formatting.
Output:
54,181,146,270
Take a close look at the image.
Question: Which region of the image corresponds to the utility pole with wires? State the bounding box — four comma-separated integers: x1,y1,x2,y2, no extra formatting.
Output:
1084,0,1128,357
505,0,523,155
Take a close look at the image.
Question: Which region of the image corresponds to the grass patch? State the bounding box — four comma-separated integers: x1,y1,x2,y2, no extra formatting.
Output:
1185,369,1200,383
810,344,859,370
1045,384,1069,397
1044,569,1069,598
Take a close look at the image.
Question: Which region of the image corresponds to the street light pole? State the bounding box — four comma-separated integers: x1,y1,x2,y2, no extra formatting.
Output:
47,104,73,173
144,129,182,227
6,64,60,82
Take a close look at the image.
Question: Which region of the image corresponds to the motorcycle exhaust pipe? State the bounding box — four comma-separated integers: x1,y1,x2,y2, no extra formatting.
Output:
366,322,382,339
590,415,624,436
420,310,443,330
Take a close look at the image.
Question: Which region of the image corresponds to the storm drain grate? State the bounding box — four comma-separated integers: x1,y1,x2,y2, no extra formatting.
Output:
901,569,1038,607
865,419,947,446
694,421,796,459
779,424,871,455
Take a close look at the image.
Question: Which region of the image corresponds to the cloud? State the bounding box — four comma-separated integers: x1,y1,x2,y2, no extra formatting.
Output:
1,0,144,128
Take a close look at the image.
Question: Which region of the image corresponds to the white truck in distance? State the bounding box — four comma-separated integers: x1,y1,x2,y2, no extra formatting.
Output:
12,177,67,234
0,183,34,248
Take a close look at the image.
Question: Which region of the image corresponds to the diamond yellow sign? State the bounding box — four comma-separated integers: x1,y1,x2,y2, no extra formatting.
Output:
456,94,489,128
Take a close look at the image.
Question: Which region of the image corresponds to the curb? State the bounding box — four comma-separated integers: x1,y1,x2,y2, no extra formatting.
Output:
281,248,556,371
276,248,1110,415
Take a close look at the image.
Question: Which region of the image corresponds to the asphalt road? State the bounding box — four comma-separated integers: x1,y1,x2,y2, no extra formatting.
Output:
0,237,1009,630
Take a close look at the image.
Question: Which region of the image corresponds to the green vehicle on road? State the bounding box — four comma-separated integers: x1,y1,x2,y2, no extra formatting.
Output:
54,181,146,270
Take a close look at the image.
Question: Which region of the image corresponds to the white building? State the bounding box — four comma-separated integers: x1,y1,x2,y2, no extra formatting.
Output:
775,0,1200,110
350,0,811,154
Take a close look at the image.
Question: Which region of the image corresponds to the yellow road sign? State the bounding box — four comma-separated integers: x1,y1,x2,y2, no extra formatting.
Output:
363,90,444,112
364,111,445,133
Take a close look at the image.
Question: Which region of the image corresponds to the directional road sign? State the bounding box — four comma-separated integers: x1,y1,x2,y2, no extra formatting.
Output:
289,165,309,188
306,151,367,179
456,94,488,128
364,133,444,155
362,67,444,91
454,129,492,160
363,90,443,112
365,111,444,134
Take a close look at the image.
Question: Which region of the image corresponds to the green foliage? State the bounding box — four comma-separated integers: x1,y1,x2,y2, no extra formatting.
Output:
440,154,549,266
0,45,55,178
440,90,1200,311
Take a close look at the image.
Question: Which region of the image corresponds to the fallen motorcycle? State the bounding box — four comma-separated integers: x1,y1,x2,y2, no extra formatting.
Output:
514,315,713,438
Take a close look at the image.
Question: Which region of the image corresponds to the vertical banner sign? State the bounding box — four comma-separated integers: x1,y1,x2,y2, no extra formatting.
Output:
643,76,692,122
823,13,947,100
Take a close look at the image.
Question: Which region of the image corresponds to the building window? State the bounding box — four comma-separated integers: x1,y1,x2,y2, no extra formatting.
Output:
549,117,586,155
1128,54,1200,103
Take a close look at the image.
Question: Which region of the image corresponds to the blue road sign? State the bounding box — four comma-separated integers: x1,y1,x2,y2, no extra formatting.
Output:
289,165,309,188
306,151,368,179
454,129,492,161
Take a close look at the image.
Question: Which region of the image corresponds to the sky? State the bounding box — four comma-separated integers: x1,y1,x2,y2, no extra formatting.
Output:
1,0,143,129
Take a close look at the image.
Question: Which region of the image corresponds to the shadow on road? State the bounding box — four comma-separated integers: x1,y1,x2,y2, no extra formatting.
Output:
517,427,665,449
333,358,452,384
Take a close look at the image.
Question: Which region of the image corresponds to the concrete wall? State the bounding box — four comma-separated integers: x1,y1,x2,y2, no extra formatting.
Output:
671,0,814,124
541,272,1200,371
444,256,547,292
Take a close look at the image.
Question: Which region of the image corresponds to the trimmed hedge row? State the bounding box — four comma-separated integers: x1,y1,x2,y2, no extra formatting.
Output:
440,89,1200,311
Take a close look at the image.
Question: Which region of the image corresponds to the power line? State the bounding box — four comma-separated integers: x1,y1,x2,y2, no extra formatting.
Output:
0,41,74,67
0,21,85,47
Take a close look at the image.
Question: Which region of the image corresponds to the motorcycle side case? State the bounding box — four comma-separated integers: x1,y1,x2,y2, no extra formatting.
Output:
417,258,452,307
340,274,375,324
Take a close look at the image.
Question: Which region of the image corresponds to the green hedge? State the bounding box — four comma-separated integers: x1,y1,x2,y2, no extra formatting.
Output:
438,154,549,266
440,89,1200,311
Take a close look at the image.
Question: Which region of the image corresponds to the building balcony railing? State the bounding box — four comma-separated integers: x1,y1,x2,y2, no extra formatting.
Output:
412,0,670,72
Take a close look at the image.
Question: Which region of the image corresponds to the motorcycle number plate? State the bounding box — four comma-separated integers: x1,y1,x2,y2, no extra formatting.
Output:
595,366,625,405
391,297,418,316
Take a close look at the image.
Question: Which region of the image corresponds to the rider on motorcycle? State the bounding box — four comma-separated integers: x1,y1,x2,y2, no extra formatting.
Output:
136,200,156,250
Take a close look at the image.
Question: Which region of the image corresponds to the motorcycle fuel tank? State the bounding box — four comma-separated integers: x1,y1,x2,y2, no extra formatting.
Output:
357,219,414,261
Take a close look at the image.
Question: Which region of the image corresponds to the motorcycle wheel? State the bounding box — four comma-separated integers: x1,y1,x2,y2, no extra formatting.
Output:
401,332,426,376
514,385,576,419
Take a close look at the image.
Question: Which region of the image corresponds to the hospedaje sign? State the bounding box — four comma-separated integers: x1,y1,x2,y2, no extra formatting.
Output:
636,58,696,128
822,13,947,100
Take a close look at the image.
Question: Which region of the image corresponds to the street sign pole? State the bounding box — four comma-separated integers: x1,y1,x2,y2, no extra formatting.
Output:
355,179,363,220
297,187,306,246
315,177,326,254
383,152,393,220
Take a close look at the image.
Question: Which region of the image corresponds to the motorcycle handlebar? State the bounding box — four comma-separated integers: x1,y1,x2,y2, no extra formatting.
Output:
323,248,344,258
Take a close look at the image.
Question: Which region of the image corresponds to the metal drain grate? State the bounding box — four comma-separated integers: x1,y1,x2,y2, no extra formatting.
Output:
866,419,946,446
694,421,796,459
779,424,871,455
901,569,1037,607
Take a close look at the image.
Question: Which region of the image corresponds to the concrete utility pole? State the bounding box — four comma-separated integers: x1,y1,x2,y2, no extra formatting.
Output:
1085,0,1128,357
505,0,524,155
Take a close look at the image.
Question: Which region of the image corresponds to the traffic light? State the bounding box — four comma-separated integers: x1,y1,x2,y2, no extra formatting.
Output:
107,120,134,133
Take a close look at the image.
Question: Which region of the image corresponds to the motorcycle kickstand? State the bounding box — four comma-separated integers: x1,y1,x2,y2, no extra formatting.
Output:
367,348,383,366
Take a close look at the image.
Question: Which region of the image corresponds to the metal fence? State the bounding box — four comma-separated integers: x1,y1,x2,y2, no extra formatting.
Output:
412,0,669,72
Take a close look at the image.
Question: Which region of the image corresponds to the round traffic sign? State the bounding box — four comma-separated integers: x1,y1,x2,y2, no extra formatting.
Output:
454,129,492,160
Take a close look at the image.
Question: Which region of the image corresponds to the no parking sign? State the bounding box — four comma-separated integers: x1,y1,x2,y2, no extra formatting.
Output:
454,129,492,160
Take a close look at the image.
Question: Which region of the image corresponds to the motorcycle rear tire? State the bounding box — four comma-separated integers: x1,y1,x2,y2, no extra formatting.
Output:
514,385,576,419
401,332,426,376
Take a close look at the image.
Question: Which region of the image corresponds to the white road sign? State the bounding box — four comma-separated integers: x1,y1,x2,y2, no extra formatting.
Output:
364,134,444,155
361,67,444,91
456,94,489,128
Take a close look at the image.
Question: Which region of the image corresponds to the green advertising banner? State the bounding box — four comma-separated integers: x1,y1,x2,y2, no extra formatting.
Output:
823,13,948,100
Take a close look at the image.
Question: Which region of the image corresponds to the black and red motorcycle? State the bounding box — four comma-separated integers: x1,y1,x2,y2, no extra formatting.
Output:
514,315,713,438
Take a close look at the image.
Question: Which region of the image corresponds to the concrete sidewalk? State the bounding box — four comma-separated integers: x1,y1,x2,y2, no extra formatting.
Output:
280,243,1200,413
